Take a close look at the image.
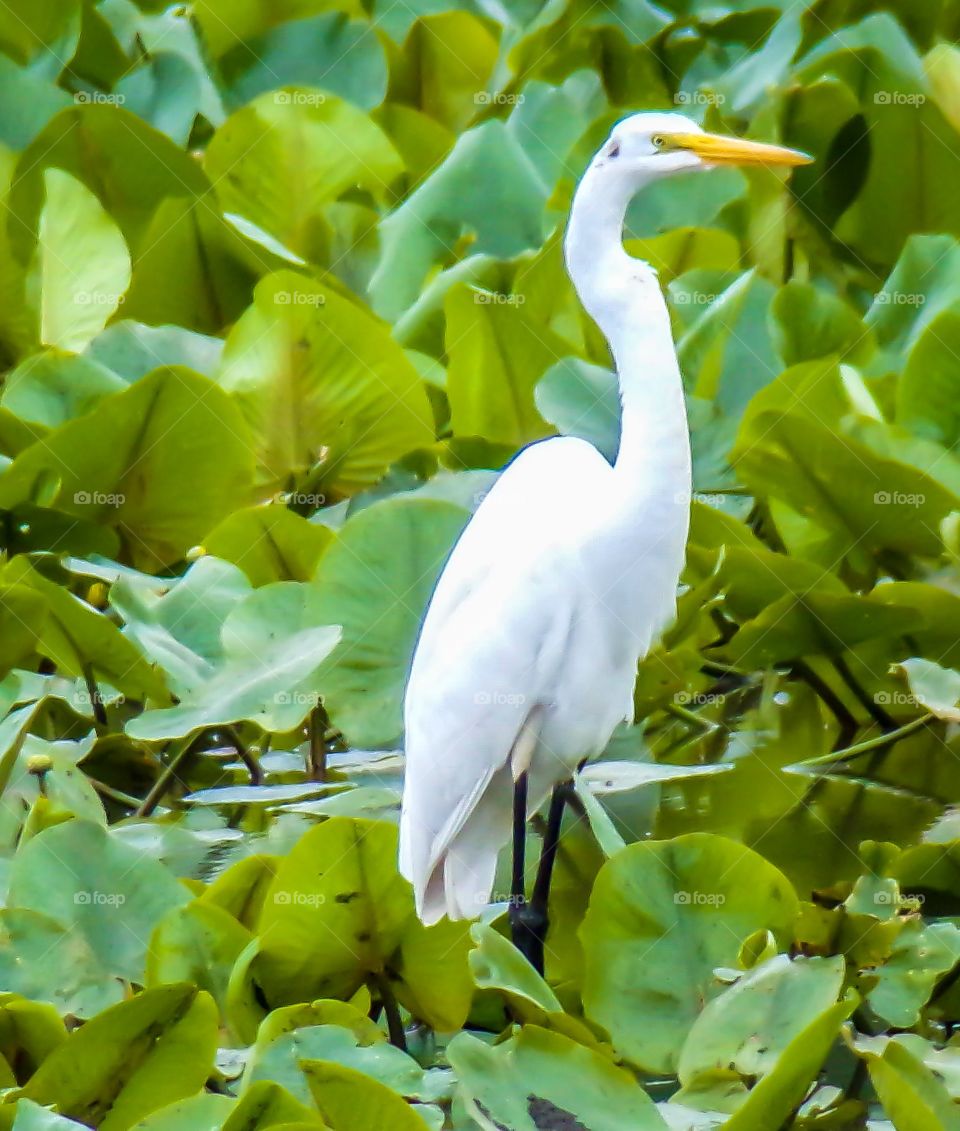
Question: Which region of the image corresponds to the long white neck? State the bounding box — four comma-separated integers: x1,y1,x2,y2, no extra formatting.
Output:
564,163,691,502
563,162,692,649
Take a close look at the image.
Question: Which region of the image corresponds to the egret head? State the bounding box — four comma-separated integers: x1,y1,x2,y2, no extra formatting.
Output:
591,111,812,183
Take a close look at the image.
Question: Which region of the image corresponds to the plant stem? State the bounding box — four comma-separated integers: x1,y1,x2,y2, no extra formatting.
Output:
227,727,262,785
82,663,107,731
792,660,856,750
88,777,142,809
372,971,407,1052
830,653,895,731
136,736,198,817
308,705,328,781
795,714,932,771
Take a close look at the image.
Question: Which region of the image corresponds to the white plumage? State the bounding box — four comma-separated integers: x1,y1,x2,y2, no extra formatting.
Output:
399,112,810,925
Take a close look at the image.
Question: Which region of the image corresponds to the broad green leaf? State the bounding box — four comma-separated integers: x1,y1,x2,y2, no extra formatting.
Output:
200,854,280,930
10,105,208,256
897,308,960,448
801,16,960,268
222,1080,325,1130
862,1038,960,1131
146,900,254,1018
677,270,779,414
868,921,960,1027
18,985,218,1131
12,1099,85,1129
626,227,740,285
0,0,80,73
124,1093,233,1130
250,1000,385,1052
0,995,66,1082
222,15,387,112
244,1024,429,1107
121,193,279,336
535,357,620,463
193,0,363,59
217,272,434,497
125,581,340,740
771,281,873,365
301,1061,430,1131
677,955,845,1087
467,921,562,1016
866,233,960,366
1,350,125,430
86,322,223,381
112,555,252,699
388,13,497,133
1,557,169,703
722,993,857,1131
310,496,467,748
0,908,123,1018
7,820,190,985
204,506,333,585
447,1025,668,1131
369,120,547,320
0,367,256,569
390,915,473,1034
32,168,130,352
581,834,799,1072
723,590,920,668
204,90,401,264
444,283,559,447
0,585,48,674
254,818,412,1004
733,361,960,560
896,658,960,720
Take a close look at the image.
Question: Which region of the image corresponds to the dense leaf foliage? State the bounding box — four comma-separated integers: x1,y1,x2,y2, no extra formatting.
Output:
0,0,958,1128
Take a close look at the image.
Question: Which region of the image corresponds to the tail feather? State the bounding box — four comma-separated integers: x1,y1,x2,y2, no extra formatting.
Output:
403,763,514,924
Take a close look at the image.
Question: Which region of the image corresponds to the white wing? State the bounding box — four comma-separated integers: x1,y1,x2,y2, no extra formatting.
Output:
399,436,615,923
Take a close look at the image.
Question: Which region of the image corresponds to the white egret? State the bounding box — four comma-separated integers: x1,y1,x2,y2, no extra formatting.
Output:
399,112,810,970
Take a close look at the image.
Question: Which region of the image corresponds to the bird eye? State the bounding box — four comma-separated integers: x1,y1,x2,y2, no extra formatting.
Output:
607,141,621,158
652,134,665,149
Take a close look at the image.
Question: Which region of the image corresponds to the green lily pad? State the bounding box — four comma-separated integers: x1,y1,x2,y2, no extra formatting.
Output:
581,834,799,1073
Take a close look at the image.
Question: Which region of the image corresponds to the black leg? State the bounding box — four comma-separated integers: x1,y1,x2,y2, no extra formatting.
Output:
509,772,531,957
509,780,570,976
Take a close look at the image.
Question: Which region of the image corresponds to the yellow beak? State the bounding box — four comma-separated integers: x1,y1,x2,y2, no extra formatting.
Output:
664,131,813,168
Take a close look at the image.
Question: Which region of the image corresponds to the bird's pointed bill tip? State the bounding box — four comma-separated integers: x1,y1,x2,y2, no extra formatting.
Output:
666,131,813,168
